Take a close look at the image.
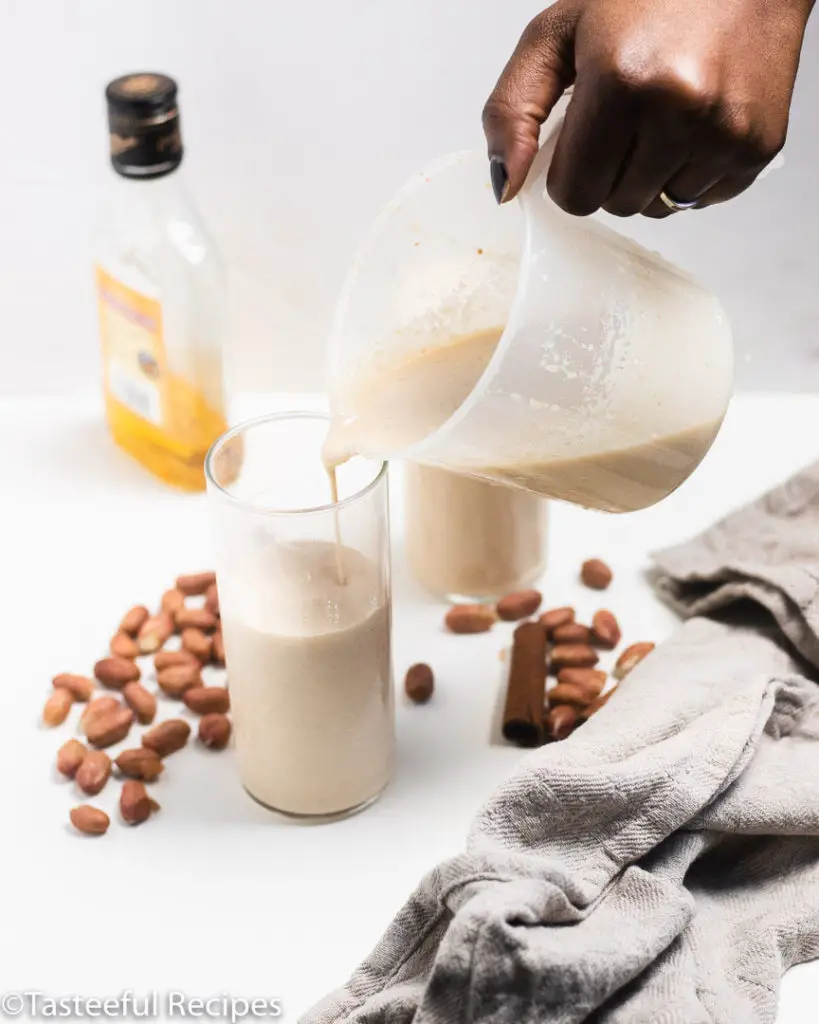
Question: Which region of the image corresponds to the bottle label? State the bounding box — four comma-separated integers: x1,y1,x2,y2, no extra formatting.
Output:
95,267,166,426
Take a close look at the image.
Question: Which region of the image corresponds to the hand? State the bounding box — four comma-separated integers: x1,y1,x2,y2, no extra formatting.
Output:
483,0,813,216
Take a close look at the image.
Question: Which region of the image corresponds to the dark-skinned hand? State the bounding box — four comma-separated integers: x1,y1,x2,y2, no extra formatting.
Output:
483,0,813,216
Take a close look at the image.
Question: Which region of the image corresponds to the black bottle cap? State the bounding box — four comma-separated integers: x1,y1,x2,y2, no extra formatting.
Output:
105,73,183,179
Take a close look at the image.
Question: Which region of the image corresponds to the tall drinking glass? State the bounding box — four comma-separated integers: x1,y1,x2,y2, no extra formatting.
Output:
205,412,393,820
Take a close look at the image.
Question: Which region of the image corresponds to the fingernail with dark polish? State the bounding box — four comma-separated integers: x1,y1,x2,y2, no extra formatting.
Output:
490,157,509,204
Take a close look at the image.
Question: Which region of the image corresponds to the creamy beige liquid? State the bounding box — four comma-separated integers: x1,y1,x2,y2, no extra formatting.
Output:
405,464,546,600
221,540,393,817
324,327,721,513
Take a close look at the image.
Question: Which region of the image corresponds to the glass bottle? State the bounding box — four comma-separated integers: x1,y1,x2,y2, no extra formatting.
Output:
94,72,227,491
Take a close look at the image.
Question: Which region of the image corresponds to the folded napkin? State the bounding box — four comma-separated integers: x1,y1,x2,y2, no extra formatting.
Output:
301,464,819,1024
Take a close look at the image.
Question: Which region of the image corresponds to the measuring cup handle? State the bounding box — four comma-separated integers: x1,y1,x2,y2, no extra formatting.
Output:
520,90,573,202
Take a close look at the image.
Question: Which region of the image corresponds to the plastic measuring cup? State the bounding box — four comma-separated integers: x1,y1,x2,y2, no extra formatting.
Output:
326,100,735,513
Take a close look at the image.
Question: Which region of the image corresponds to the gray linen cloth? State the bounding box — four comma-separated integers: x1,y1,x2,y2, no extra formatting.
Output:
302,464,819,1024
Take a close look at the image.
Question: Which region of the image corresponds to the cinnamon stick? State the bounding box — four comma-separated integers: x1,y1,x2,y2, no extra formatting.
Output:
502,621,547,747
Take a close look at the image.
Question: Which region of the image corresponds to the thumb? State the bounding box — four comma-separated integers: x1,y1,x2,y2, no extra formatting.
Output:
482,2,578,203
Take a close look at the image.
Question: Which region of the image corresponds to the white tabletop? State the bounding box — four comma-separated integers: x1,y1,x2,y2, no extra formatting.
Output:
2,391,817,1022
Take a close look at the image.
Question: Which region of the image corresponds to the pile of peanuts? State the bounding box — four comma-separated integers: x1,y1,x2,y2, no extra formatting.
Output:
43,572,231,836
403,558,655,746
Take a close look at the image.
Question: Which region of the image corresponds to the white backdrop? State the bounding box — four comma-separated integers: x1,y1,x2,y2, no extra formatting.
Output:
3,0,818,396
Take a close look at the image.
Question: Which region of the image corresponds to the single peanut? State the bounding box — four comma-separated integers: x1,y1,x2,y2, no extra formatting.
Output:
120,780,160,826
552,622,592,644
115,748,164,781
591,610,621,650
94,657,140,689
496,589,543,622
546,705,578,742
70,805,110,836
175,571,216,596
211,629,226,667
43,688,73,727
81,696,121,735
175,607,219,633
404,664,434,704
579,687,617,720
204,583,220,618
85,707,134,749
110,633,140,659
539,607,575,636
549,682,597,709
556,668,607,697
614,642,655,680
550,644,599,671
181,627,213,663
142,719,190,757
445,604,496,634
183,686,230,715
154,649,200,672
160,588,185,618
581,558,613,590
157,663,202,698
75,751,112,796
56,738,88,778
123,682,157,725
199,713,231,750
137,614,174,655
118,605,149,637
52,674,94,702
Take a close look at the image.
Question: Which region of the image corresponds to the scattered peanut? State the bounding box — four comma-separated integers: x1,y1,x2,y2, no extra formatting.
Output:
70,805,110,836
115,748,164,781
175,571,216,596
110,633,140,659
81,696,121,736
181,627,213,663
404,664,434,704
120,780,160,826
157,663,202,698
118,605,149,638
445,604,496,634
552,622,592,644
581,558,613,590
546,705,578,742
142,719,191,757
94,657,140,689
56,739,88,778
591,610,621,650
550,644,600,671
199,713,231,750
539,607,575,636
52,674,94,702
556,668,607,696
123,682,157,725
75,751,112,796
154,649,200,672
160,588,185,618
137,614,174,655
496,589,543,622
43,688,73,727
614,642,655,680
183,686,230,715
85,707,134,749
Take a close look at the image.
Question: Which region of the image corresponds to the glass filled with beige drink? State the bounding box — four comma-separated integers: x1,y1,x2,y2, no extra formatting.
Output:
404,463,547,602
206,413,393,821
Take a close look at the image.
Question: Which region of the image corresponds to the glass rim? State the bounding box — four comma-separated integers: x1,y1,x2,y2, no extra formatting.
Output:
204,410,388,517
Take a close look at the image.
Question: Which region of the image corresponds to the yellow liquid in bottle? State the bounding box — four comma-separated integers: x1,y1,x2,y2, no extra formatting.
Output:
105,372,227,492
96,267,227,492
